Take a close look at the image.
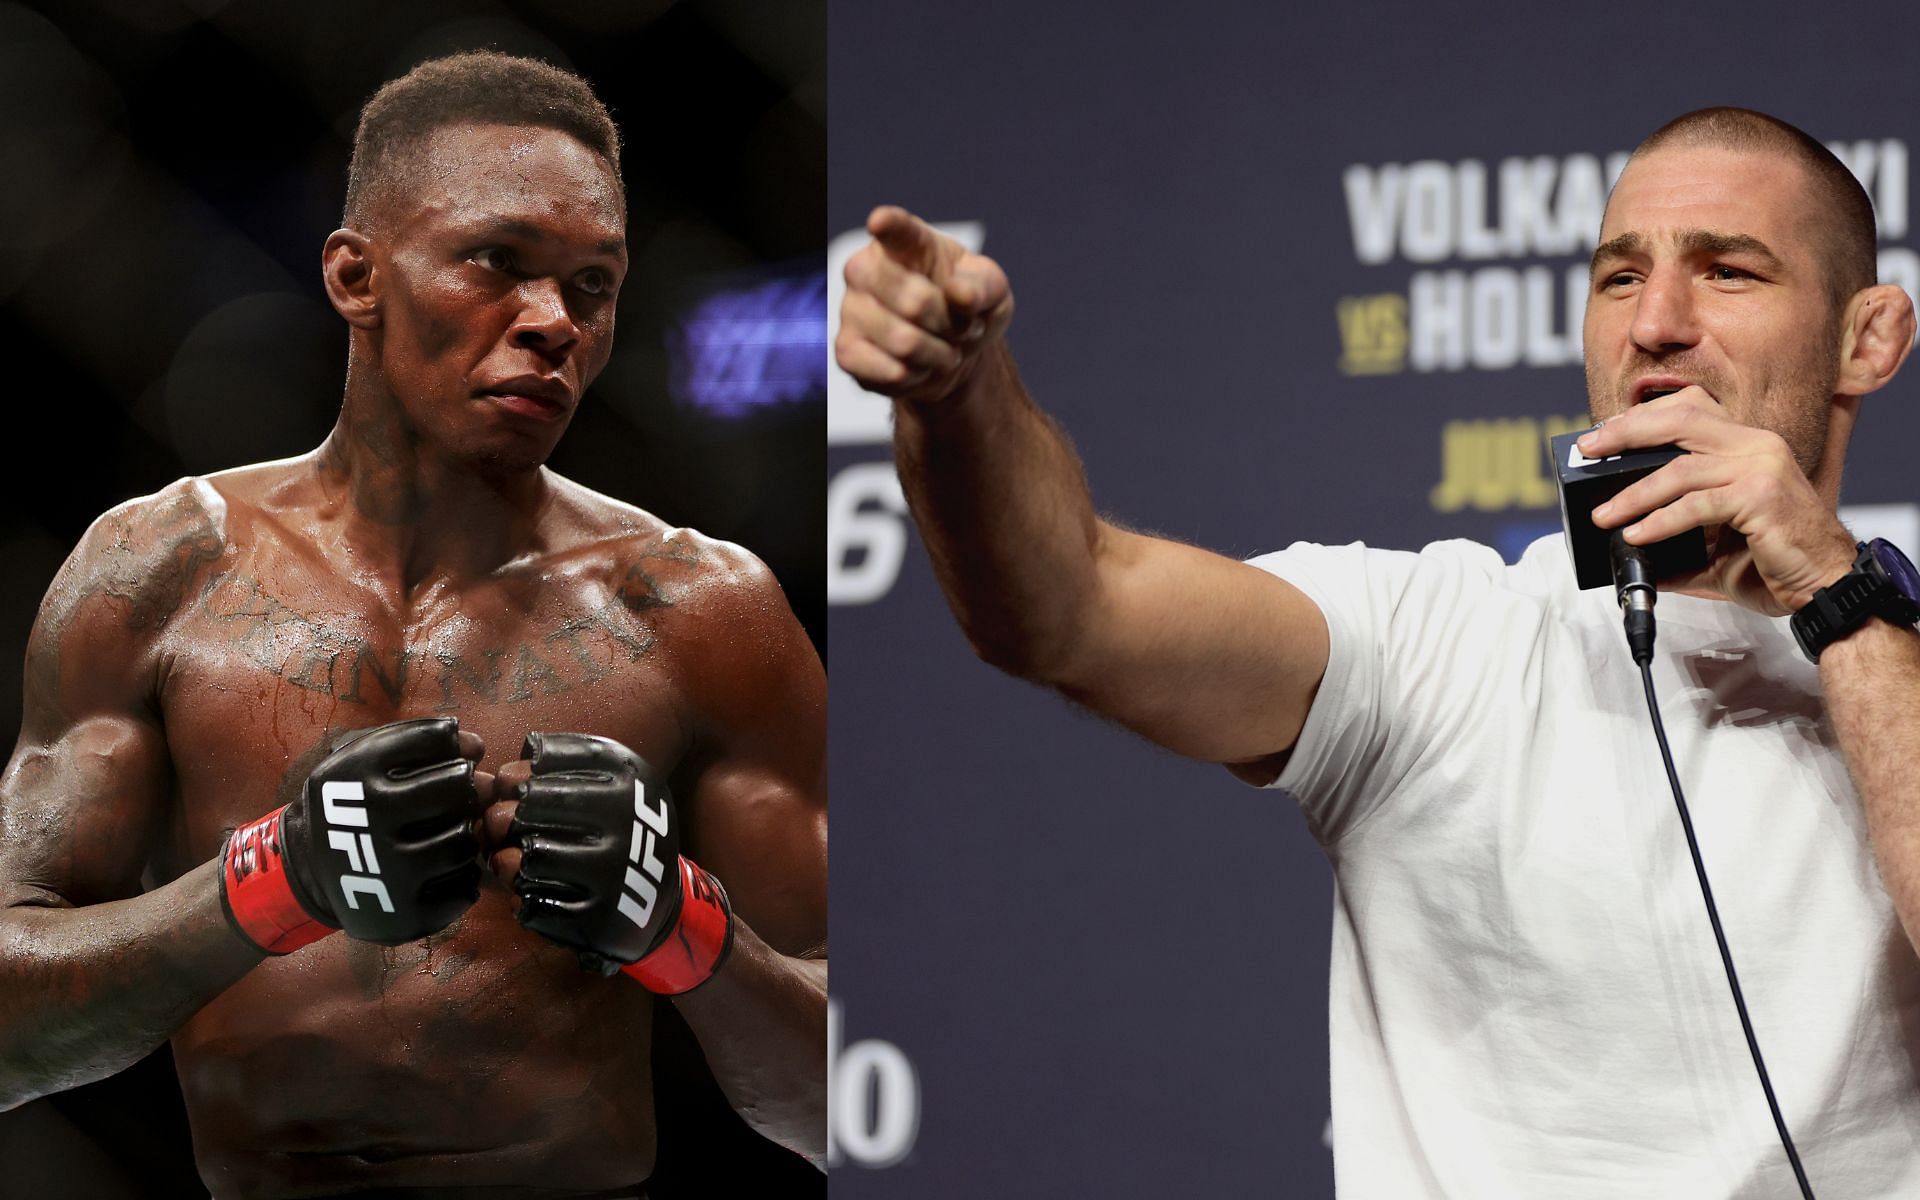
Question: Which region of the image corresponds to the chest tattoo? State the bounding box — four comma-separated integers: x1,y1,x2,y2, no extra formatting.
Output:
197,576,664,709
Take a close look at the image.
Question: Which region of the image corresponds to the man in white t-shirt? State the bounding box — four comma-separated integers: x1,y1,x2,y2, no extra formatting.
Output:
837,106,1920,1196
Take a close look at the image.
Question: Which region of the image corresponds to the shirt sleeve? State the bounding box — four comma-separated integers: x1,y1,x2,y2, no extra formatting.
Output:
1243,539,1514,843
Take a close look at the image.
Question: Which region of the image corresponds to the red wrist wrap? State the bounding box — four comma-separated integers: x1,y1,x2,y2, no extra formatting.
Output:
622,857,734,995
220,806,332,955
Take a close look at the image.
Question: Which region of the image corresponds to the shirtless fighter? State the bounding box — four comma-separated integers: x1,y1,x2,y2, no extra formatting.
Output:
0,52,826,1197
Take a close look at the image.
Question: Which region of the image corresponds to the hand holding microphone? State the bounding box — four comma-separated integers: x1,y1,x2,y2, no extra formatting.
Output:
1571,386,1855,616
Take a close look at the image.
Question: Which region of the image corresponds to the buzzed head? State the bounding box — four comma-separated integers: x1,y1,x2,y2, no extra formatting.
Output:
1625,107,1874,312
344,51,622,233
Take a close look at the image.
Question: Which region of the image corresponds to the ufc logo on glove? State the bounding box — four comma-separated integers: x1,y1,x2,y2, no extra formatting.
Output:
322,781,394,914
619,781,672,929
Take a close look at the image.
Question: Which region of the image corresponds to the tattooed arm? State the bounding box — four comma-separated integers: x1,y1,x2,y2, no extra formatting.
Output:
0,482,264,1109
660,537,829,1167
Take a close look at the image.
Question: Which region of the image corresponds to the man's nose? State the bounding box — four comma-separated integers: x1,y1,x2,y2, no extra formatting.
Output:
1629,266,1699,354
509,279,581,360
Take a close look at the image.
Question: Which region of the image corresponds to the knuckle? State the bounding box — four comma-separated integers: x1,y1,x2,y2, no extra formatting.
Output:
843,247,874,287
881,324,925,360
849,300,893,341
1753,431,1791,464
902,286,942,326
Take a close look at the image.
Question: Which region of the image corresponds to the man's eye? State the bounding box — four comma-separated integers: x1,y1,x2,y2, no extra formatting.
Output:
1711,264,1751,282
1600,272,1638,290
471,247,513,272
575,269,610,296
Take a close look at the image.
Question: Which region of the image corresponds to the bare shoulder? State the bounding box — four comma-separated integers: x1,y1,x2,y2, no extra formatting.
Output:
541,475,818,756
28,477,230,729
543,472,791,623
61,477,230,631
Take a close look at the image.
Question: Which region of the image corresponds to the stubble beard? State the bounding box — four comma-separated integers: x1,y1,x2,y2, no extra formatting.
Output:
1581,343,1838,479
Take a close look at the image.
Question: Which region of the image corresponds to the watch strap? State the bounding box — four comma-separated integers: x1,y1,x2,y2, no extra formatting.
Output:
1792,541,1920,662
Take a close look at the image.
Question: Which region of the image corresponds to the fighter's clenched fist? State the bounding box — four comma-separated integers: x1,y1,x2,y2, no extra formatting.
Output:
220,718,486,953
485,733,734,995
836,205,1014,405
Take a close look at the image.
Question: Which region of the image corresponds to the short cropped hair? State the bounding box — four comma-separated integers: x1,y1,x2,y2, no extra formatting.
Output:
1630,107,1875,311
344,51,622,230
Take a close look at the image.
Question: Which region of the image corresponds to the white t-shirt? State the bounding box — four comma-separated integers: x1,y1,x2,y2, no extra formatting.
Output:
1249,534,1920,1199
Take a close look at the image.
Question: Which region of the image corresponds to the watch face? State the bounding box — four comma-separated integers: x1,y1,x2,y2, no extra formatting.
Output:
1869,539,1920,604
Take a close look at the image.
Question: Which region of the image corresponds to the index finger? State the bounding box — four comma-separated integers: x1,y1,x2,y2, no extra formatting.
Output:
1578,386,1732,456
457,730,485,762
868,205,945,277
496,760,532,796
483,798,518,849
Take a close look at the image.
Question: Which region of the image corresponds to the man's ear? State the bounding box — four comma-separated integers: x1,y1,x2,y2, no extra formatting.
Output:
322,229,381,330
1835,282,1916,397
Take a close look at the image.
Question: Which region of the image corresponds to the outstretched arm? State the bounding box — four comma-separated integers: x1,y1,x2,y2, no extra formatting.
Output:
838,206,1329,771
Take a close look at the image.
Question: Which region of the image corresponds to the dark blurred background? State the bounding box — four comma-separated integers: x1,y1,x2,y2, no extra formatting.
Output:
0,0,824,1195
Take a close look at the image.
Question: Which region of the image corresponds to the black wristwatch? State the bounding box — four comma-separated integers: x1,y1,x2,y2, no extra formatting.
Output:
1790,538,1920,662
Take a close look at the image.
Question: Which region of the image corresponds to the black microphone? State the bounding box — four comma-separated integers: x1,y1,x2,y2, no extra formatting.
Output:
1547,429,1709,591
1610,529,1656,665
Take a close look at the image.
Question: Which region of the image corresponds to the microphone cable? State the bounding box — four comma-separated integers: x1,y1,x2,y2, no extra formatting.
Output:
1612,532,1815,1199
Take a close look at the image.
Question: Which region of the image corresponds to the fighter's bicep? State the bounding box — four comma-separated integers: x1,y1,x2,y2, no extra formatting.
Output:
673,557,826,959
0,712,172,908
682,762,826,960
2,513,180,909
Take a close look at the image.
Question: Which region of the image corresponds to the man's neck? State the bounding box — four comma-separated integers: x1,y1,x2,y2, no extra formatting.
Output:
314,369,553,595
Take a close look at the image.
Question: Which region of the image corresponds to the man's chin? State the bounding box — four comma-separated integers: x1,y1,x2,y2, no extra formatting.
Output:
463,436,557,477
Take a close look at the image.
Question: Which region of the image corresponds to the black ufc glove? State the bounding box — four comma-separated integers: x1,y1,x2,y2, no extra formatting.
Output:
220,717,483,952
509,732,733,993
